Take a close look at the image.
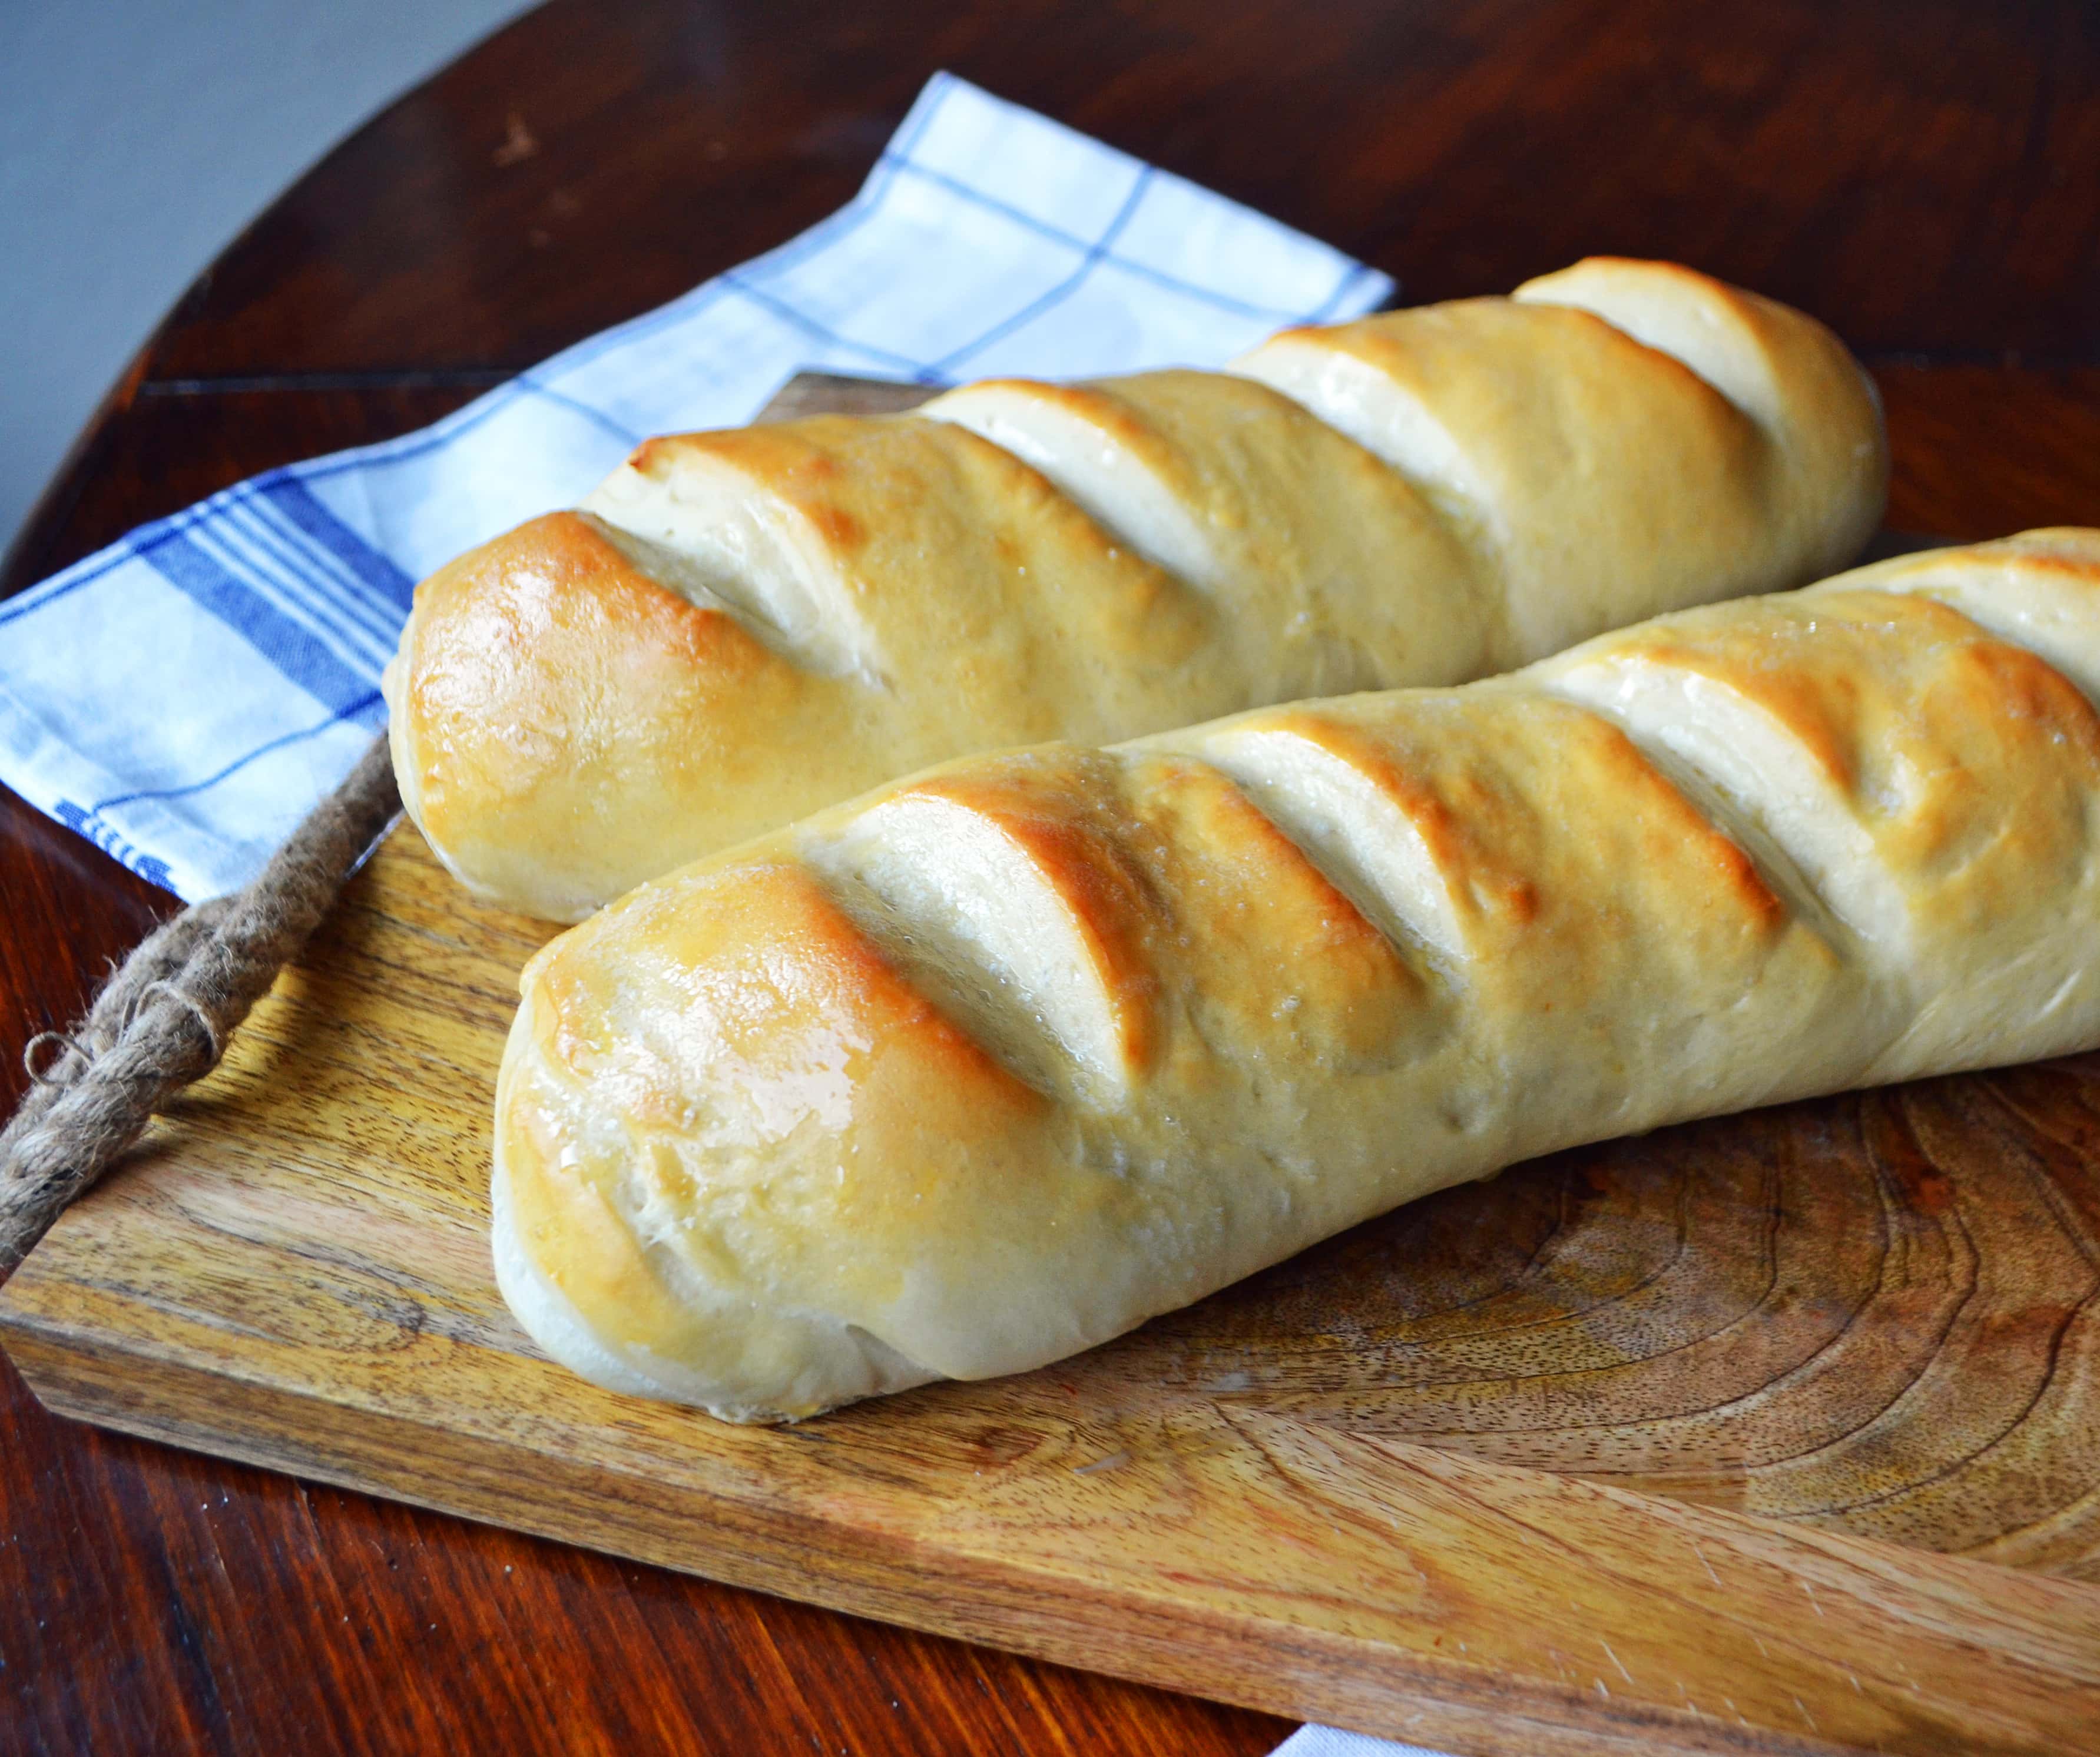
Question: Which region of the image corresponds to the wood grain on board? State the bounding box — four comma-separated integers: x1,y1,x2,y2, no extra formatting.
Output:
5,2,2100,1754
4,823,2100,1756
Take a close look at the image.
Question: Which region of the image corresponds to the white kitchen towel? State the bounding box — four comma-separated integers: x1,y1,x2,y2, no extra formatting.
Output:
0,69,1393,901
1273,1729,1461,1757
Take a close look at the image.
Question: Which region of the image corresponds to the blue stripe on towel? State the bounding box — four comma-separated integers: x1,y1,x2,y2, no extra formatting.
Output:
258,476,417,612
139,527,382,715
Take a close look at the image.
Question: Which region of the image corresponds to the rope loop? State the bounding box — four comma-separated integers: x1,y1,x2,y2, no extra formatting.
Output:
22,1030,94,1087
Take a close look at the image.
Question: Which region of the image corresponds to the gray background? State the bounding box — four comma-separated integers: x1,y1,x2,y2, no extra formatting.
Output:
0,0,538,565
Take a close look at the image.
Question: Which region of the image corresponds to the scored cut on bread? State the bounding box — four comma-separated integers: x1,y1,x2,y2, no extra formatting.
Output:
491,530,2100,1422
385,258,1886,921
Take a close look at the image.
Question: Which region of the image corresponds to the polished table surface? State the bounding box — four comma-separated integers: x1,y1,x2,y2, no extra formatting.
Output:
4,1,2099,1751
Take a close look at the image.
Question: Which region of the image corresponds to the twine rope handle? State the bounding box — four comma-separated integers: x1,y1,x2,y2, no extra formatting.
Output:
0,733,401,1278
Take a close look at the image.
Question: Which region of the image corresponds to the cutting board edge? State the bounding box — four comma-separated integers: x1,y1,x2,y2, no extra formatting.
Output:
0,1310,1678,1757
4,1295,2092,1757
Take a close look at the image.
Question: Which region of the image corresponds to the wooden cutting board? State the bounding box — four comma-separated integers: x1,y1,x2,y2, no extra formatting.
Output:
8,817,2100,1757
5,382,2100,1756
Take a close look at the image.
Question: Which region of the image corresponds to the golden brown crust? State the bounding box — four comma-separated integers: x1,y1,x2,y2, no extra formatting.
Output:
905,765,1165,1075
1515,257,1889,582
386,511,832,917
492,533,2100,1421
389,259,1888,919
1552,586,2100,976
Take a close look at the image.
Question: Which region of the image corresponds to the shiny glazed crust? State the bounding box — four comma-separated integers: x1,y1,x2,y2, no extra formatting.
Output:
493,531,2100,1420
386,257,1886,919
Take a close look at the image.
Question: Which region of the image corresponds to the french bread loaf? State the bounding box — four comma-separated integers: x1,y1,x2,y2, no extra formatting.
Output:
492,530,2100,1421
386,258,1885,920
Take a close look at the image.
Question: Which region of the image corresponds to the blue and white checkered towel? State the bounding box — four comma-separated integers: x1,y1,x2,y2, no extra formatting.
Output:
0,71,1392,903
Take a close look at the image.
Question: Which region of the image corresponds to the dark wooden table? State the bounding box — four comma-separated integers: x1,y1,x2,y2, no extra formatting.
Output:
4,2,2098,1751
